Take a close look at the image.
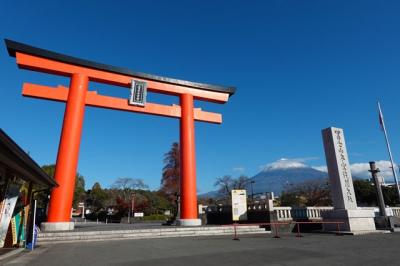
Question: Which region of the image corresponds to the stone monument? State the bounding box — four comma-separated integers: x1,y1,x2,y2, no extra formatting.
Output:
321,127,376,232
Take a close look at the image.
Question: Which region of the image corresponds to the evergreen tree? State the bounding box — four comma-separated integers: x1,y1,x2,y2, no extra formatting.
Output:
42,164,86,208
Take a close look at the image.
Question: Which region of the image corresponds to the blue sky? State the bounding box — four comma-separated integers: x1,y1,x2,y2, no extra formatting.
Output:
1,1,400,192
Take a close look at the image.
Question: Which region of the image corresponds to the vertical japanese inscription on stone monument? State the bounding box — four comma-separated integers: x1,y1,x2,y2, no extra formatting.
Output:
322,127,357,210
333,129,354,203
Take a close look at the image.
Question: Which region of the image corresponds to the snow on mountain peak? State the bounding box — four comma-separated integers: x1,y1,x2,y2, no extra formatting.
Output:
262,158,308,171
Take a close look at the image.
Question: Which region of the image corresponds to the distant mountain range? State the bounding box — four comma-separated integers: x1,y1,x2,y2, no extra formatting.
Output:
200,165,330,198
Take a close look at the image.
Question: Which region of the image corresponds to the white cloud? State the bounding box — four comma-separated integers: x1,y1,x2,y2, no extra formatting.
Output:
233,167,245,173
350,160,396,181
312,160,397,183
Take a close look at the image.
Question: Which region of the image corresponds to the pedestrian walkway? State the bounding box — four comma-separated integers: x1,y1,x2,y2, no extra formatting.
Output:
4,233,400,266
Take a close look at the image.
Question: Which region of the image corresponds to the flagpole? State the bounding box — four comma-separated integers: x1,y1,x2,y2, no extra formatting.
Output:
377,101,400,202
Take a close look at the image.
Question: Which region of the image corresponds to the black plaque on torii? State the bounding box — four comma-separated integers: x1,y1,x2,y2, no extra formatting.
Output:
129,80,147,107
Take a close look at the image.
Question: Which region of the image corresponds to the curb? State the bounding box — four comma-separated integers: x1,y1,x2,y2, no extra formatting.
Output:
37,231,271,245
0,248,25,261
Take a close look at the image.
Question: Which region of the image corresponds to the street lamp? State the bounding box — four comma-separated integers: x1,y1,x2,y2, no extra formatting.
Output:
250,180,255,201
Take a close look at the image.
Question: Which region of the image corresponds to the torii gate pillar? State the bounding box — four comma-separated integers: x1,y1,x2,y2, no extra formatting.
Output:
179,93,200,225
46,74,88,227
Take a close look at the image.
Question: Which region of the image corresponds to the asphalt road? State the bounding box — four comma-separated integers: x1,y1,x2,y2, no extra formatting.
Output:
3,233,400,266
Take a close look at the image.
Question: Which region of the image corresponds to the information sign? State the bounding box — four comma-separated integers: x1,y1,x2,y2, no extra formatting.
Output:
231,190,247,221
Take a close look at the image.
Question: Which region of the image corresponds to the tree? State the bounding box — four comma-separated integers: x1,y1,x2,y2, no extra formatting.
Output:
353,179,376,206
160,142,180,202
198,196,217,205
280,178,399,207
214,175,233,198
74,173,86,208
137,190,172,215
102,188,120,207
87,182,108,211
214,175,251,201
279,179,331,207
382,185,399,206
42,164,56,178
280,190,303,207
233,175,250,190
353,179,399,206
112,177,148,203
42,164,86,208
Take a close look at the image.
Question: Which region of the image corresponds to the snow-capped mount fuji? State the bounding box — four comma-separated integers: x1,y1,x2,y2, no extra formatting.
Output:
199,159,329,198
248,162,328,195
199,159,369,198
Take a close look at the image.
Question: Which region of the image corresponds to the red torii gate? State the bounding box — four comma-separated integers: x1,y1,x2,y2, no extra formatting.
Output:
5,39,235,230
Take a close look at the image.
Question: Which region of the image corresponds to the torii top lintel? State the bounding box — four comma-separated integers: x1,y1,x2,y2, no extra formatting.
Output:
5,39,236,124
5,39,235,101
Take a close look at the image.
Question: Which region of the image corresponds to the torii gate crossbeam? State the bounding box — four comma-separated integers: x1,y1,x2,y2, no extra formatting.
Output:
5,39,235,230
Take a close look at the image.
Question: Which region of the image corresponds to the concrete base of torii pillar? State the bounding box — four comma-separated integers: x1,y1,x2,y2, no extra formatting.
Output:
41,222,75,232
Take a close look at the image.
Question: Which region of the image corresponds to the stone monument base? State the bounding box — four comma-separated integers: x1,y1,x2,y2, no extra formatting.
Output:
322,209,376,232
41,222,75,232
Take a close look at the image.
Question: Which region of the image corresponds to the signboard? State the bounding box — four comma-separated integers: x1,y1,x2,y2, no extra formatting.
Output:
134,212,144,217
231,190,247,221
129,80,147,107
11,213,25,246
0,184,20,247
198,204,204,214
